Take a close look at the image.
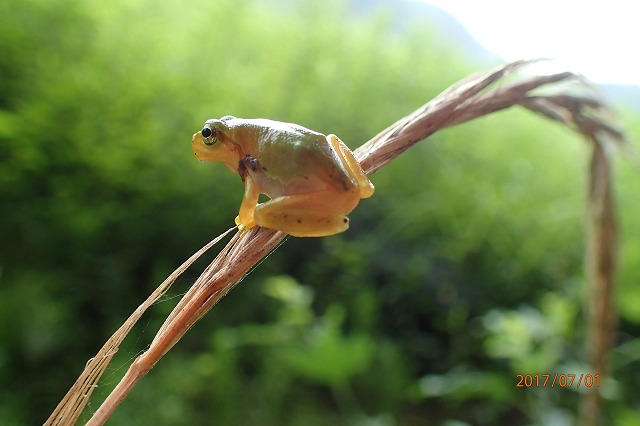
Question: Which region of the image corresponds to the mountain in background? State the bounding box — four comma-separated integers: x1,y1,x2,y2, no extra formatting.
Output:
351,0,500,64
352,0,640,108
599,84,640,109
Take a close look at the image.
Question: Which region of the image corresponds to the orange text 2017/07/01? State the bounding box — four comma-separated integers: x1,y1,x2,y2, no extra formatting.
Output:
516,374,600,388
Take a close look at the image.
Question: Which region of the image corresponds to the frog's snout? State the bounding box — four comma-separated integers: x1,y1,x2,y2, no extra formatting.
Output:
192,131,201,156
192,131,211,161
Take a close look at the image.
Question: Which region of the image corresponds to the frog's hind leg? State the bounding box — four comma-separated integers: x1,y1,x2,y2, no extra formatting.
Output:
327,134,375,199
254,192,354,237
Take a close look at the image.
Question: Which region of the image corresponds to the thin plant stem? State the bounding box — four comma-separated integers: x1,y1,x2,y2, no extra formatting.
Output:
44,228,237,426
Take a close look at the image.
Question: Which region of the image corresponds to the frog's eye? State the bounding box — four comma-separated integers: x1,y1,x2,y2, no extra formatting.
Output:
201,119,229,146
201,126,216,146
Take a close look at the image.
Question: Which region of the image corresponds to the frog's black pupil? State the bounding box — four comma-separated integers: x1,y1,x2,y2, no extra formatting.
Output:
201,127,212,138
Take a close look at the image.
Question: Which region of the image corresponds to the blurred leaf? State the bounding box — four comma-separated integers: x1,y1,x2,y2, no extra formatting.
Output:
418,369,512,402
276,304,375,387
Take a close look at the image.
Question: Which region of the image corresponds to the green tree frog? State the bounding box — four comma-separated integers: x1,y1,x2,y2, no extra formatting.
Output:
192,117,374,237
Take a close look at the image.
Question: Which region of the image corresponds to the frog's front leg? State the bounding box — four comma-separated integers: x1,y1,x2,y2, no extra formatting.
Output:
253,191,360,237
236,175,260,229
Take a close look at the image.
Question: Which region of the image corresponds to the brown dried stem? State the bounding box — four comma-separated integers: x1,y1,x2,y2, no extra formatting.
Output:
45,60,626,426
44,228,237,426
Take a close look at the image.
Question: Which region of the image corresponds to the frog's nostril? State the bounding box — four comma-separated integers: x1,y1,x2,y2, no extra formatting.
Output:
201,127,212,138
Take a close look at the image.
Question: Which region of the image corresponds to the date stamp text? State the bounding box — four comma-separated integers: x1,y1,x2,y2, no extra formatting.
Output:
516,374,600,388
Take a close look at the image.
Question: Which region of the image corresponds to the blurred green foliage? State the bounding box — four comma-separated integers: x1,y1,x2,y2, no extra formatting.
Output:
1,0,640,425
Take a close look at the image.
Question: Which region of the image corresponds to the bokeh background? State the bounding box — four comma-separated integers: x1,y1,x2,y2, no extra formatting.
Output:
2,0,640,425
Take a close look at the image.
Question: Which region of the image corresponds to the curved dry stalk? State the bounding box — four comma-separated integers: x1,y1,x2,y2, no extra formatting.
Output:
45,60,627,426
43,228,237,426
84,227,287,426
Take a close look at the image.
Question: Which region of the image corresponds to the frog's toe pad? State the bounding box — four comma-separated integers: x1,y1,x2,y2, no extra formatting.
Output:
235,215,256,230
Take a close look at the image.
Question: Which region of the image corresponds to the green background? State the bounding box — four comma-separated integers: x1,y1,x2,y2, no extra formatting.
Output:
2,0,639,424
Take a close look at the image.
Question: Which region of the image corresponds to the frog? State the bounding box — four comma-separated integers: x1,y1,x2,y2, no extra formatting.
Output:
192,116,374,237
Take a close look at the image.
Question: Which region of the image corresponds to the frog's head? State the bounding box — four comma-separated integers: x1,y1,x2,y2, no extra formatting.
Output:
192,118,241,173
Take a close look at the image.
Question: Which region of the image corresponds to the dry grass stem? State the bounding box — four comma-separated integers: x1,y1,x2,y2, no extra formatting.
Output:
44,228,236,426
579,140,618,426
45,60,627,426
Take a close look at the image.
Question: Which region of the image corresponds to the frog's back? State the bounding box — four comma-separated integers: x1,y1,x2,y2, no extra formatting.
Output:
229,118,358,196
